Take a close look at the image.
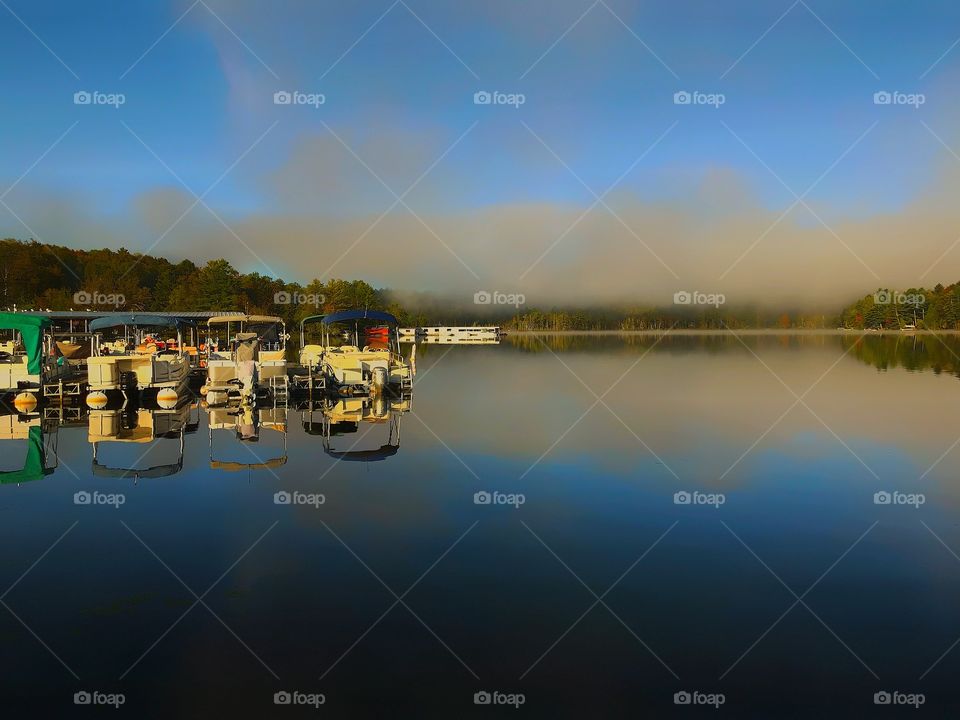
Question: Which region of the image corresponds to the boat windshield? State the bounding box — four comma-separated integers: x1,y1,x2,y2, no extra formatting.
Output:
323,320,395,350
246,322,283,350
207,319,284,354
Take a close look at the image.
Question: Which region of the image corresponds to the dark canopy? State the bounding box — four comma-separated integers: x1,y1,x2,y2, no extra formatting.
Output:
324,444,399,462
321,310,398,326
90,314,196,332
92,457,183,479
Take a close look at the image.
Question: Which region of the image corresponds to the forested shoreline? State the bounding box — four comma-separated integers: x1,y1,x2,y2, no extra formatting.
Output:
3,238,958,331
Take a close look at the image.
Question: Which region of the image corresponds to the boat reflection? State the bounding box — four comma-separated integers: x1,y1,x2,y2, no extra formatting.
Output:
300,391,411,462
1,361,413,484
207,404,288,471
0,411,59,485
88,402,199,481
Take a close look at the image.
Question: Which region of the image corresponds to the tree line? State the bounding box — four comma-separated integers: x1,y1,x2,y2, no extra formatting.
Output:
0,238,415,329
5,238,960,331
839,285,960,330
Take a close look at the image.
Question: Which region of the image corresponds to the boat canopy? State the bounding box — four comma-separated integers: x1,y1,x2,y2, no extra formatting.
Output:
207,314,283,325
0,312,51,375
321,310,398,326
92,457,183,479
300,314,325,327
325,444,399,462
210,457,287,471
300,314,325,347
90,314,196,331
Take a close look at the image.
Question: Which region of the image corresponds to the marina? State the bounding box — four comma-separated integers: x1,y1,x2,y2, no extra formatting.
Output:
0,312,533,419
3,1,957,714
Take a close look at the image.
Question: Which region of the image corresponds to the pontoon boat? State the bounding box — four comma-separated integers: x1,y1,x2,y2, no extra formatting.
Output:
85,314,196,409
0,312,83,411
202,315,288,406
313,310,413,396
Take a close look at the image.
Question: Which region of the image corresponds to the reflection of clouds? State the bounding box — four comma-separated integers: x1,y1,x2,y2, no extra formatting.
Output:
404,338,960,493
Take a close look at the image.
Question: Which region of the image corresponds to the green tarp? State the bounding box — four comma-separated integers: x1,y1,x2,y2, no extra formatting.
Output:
0,312,50,375
0,425,50,484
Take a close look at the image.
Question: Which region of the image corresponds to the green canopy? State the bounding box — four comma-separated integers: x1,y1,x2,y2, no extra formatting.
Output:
0,312,50,375
0,426,52,484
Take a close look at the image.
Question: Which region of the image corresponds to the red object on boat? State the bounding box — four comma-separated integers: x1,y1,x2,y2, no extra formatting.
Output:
364,326,389,337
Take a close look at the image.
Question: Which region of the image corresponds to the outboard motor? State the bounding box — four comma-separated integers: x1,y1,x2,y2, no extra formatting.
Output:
236,360,257,406
235,333,259,406
371,366,388,396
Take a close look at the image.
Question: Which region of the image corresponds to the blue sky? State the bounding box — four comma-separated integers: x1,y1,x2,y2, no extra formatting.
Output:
3,0,960,300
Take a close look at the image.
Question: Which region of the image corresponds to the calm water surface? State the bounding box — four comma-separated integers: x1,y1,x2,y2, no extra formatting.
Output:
2,333,960,717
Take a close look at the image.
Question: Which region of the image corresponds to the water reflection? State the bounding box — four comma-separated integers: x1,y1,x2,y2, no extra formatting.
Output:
0,411,57,484
208,405,289,471
843,332,960,376
88,404,198,481
506,330,960,379
299,393,411,462
3,332,960,487
4,333,960,715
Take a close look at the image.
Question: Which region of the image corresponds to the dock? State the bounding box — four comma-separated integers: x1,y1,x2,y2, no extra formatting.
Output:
400,326,501,337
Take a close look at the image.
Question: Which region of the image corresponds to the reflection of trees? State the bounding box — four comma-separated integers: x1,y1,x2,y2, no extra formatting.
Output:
844,333,960,378
504,332,839,355
504,332,960,380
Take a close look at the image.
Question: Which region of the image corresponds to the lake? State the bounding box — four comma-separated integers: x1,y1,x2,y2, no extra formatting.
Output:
2,331,959,717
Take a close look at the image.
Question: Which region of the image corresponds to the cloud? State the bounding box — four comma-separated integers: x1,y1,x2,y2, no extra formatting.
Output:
7,94,960,310
6,135,960,310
